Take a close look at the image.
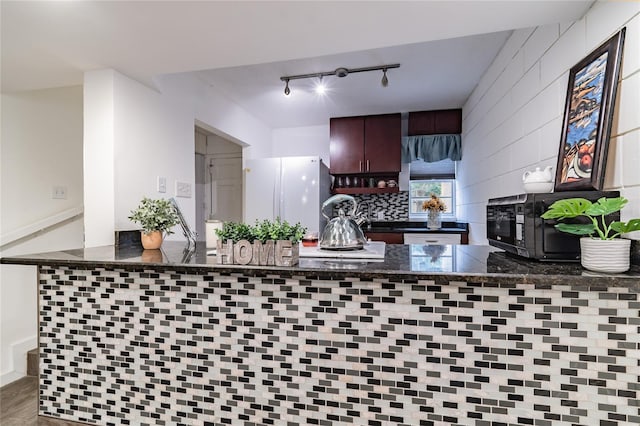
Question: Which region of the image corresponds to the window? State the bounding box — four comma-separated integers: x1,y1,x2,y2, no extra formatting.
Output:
409,179,456,219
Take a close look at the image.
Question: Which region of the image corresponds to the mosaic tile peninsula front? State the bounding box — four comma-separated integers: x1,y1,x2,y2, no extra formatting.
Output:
39,266,640,425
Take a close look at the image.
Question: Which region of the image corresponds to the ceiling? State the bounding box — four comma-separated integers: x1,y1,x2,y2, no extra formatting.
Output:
1,1,595,129
194,31,511,128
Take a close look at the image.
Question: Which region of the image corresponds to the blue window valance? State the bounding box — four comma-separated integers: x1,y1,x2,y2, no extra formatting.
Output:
401,134,461,163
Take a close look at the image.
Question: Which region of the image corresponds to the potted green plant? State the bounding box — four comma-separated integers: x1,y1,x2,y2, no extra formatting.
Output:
541,196,640,273
128,197,180,249
215,218,306,266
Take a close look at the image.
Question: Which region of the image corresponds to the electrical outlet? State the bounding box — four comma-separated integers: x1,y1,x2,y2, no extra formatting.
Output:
377,211,385,220
157,176,166,193
175,181,191,198
52,185,67,199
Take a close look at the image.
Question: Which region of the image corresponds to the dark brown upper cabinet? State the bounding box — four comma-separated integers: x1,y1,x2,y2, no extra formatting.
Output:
408,109,462,136
329,116,365,175
364,114,401,173
329,113,401,175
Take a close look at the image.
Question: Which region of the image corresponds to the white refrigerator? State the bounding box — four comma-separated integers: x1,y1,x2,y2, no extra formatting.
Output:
244,156,331,234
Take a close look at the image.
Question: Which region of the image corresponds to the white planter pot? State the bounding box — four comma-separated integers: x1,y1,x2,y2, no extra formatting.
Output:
580,237,631,273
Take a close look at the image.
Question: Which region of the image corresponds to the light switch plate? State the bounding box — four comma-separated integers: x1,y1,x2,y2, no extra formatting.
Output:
175,181,191,198
52,185,67,199
157,176,166,193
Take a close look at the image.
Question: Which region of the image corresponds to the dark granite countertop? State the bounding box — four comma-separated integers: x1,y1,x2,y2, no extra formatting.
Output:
2,242,638,288
364,221,468,234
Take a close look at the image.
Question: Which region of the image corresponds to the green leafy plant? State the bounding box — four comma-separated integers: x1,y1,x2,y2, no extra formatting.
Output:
541,197,640,240
216,218,307,243
128,197,180,235
216,221,254,242
253,218,306,243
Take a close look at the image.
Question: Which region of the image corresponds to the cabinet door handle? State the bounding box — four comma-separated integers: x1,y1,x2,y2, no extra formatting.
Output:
366,160,370,171
424,240,439,243
359,161,363,172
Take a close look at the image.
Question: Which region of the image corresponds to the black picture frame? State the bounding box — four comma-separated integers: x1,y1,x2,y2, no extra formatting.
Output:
554,28,625,192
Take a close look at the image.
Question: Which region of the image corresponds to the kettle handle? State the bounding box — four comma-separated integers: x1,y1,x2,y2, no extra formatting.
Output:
321,194,357,220
522,171,530,182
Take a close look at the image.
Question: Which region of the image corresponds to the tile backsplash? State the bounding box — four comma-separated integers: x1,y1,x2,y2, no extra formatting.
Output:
334,192,409,221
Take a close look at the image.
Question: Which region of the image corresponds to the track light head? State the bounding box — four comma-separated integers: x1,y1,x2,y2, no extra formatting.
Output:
381,69,389,87
315,75,326,95
284,79,290,96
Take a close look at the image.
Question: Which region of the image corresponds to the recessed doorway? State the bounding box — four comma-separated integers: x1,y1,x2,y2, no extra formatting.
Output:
195,126,243,241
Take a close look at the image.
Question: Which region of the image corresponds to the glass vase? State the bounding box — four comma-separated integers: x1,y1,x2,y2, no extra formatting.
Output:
427,210,442,230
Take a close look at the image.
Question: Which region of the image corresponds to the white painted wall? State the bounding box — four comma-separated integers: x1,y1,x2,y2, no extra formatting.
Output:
83,71,273,244
272,125,330,166
111,72,197,241
0,86,84,385
459,2,640,244
1,87,84,231
84,70,116,247
192,77,272,162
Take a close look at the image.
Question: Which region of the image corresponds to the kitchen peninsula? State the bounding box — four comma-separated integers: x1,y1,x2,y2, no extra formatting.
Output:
3,243,639,425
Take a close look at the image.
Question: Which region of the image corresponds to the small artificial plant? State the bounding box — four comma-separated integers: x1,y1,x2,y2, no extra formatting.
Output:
128,197,180,235
253,219,306,243
216,221,254,243
216,218,306,243
541,196,640,240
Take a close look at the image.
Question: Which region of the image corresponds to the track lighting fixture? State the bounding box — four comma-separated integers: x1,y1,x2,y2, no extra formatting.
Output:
280,63,399,96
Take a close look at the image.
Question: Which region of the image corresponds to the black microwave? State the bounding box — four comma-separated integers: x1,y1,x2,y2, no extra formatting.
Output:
487,191,619,261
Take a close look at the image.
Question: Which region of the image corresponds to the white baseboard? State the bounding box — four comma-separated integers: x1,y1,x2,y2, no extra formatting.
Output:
0,335,37,387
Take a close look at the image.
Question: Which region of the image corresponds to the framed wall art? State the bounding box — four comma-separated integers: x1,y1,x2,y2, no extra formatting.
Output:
554,28,625,191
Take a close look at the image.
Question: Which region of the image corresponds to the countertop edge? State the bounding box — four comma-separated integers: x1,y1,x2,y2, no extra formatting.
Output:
3,254,639,290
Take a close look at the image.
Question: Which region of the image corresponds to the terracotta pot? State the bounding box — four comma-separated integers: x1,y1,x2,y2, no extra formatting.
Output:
141,230,163,249
580,237,630,273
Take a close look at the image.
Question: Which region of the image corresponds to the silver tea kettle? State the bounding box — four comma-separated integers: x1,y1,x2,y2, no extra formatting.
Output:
319,194,367,250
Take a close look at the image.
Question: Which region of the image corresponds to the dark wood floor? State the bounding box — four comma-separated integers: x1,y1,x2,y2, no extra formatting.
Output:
1,376,88,425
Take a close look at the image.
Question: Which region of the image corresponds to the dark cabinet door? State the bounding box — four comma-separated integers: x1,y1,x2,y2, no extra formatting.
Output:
408,109,461,136
364,113,401,173
329,116,364,174
408,111,436,136
434,109,462,134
